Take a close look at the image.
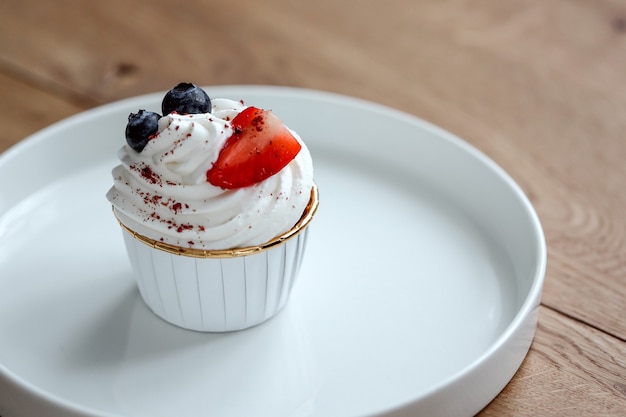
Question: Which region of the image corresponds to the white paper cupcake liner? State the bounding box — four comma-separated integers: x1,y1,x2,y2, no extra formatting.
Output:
115,185,318,332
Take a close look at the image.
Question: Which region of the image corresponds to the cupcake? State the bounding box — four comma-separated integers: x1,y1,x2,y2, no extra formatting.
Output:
106,83,318,332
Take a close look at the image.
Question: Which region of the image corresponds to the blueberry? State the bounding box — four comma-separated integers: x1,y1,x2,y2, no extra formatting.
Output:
162,82,212,115
125,110,161,152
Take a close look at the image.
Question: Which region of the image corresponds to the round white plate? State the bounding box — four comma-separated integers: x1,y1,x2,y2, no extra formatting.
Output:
0,86,546,417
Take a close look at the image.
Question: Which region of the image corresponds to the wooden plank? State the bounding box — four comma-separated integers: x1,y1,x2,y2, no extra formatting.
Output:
0,73,84,153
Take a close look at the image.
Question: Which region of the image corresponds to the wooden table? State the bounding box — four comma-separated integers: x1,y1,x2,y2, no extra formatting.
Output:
1,0,625,415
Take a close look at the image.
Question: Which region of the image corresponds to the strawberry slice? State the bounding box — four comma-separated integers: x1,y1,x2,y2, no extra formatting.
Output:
207,106,302,189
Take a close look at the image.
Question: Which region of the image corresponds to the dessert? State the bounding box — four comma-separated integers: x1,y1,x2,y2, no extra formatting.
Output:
107,83,318,332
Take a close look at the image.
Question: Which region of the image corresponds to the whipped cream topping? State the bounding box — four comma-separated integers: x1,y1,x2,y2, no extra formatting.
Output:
106,99,314,250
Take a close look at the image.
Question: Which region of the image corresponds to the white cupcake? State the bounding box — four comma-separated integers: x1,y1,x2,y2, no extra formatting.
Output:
107,83,317,332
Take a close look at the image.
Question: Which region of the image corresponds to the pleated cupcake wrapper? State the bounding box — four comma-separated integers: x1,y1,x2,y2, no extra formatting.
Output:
115,185,318,332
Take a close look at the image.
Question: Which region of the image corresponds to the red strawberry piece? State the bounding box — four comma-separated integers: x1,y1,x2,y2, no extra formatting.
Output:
207,106,302,189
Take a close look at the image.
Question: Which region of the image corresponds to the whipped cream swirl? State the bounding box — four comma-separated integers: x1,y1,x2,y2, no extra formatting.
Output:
106,99,314,250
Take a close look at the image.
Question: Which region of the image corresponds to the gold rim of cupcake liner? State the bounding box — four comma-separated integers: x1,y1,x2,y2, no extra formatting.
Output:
114,184,319,258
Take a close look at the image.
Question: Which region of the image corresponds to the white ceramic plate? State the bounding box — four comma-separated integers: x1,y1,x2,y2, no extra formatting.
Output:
0,86,546,417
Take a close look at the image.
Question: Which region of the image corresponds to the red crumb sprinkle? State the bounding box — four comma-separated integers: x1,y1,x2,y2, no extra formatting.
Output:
176,224,193,233
171,202,182,213
130,164,162,186
146,194,162,205
141,166,159,184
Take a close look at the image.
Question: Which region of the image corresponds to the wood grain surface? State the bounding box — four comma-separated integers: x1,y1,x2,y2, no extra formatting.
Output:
1,0,625,415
